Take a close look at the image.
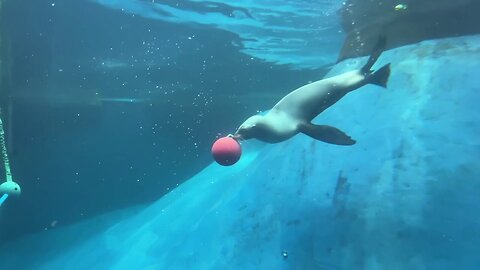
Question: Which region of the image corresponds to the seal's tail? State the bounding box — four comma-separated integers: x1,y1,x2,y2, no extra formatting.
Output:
368,63,391,88
361,35,391,88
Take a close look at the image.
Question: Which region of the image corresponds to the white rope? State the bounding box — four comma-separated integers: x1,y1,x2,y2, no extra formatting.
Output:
0,114,12,182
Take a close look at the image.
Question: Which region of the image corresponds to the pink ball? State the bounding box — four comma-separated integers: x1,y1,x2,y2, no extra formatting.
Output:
211,136,242,166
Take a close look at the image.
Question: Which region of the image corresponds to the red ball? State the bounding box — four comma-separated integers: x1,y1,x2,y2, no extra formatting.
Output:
211,136,242,166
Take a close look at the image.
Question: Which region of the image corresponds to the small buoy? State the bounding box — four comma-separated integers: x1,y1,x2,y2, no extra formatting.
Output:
0,181,21,196
211,136,242,166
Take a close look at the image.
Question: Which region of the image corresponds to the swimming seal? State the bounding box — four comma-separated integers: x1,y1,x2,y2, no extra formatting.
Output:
232,37,391,145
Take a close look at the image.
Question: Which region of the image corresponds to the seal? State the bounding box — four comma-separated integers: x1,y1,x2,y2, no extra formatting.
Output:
232,37,391,145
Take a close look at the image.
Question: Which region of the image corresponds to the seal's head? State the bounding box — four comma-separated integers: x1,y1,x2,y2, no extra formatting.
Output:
233,115,265,141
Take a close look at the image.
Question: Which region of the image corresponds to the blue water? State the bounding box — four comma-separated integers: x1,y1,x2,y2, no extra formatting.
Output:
1,1,479,269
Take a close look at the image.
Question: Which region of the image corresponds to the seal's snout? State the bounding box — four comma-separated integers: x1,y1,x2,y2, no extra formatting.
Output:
231,133,244,142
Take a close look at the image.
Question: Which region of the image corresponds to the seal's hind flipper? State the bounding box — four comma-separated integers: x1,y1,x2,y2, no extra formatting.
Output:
361,35,387,74
298,123,356,145
360,35,391,88
369,63,391,88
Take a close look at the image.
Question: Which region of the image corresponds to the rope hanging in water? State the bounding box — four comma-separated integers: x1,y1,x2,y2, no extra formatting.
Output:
0,115,12,182
0,110,21,202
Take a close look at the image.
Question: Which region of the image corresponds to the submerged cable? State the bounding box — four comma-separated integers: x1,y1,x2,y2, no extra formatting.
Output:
0,193,8,206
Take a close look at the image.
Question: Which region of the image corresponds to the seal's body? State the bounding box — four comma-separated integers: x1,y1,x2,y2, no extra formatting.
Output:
233,38,390,145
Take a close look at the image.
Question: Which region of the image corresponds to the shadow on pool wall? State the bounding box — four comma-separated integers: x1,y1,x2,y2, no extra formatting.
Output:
1,34,479,270
338,0,480,61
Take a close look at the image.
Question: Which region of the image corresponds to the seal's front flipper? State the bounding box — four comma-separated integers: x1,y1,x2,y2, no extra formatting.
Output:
298,123,356,145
